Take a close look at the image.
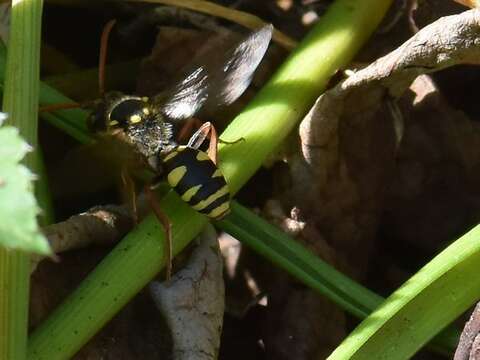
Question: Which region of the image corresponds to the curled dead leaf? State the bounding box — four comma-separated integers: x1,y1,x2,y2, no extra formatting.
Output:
293,9,480,272
455,303,480,360
150,225,224,360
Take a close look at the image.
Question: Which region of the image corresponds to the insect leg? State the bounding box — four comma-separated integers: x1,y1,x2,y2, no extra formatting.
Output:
177,117,203,143
218,137,245,145
144,185,173,281
206,124,219,165
186,122,219,164
120,166,138,225
187,121,244,165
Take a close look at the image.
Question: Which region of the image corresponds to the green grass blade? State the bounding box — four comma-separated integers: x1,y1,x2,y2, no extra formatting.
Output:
0,72,58,230
0,43,92,145
219,201,459,355
28,1,392,359
0,0,44,359
219,201,383,318
218,1,391,193
327,225,480,360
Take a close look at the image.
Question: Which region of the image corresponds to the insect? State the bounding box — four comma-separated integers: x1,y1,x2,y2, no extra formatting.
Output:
82,22,273,278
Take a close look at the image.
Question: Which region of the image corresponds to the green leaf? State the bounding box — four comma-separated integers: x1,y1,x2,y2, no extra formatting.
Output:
0,123,50,255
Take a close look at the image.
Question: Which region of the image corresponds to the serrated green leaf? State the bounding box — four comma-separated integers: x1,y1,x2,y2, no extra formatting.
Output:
0,125,50,255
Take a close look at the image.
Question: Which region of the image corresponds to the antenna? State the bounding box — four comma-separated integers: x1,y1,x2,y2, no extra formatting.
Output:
98,19,116,96
39,20,117,113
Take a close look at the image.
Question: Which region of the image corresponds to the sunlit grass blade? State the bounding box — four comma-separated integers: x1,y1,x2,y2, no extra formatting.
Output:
327,225,480,359
0,0,45,359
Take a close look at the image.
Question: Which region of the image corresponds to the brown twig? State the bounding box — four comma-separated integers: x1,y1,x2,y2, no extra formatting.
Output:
122,0,297,50
99,19,117,96
31,198,152,272
150,225,224,360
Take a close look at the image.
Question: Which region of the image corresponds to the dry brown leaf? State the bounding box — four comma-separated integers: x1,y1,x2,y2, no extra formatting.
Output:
455,303,480,360
31,204,134,272
150,225,224,360
454,0,480,9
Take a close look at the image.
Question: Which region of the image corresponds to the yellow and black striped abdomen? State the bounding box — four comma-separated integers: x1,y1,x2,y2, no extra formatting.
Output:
162,146,230,220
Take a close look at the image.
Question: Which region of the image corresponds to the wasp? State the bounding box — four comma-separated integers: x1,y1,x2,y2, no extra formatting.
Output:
82,23,273,278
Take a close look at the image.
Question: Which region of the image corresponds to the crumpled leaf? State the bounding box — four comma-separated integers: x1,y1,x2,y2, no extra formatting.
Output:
31,202,139,272
289,8,480,273
454,0,480,8
0,122,50,255
150,225,224,360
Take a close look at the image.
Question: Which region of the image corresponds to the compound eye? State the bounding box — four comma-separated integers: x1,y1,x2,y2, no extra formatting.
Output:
109,98,149,128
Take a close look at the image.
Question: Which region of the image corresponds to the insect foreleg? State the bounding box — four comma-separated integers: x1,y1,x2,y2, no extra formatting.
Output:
144,185,173,281
186,121,219,164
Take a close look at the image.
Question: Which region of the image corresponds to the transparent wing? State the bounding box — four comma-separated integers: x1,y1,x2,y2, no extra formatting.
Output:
155,24,273,120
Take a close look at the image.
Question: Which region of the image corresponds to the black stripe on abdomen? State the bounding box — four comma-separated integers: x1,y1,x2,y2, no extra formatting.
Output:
162,146,230,219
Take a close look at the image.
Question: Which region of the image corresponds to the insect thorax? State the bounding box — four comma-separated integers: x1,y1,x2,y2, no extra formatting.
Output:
124,116,174,158
89,92,175,159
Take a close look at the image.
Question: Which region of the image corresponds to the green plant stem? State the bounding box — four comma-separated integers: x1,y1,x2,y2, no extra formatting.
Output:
35,149,55,226
327,225,480,360
219,202,384,317
0,0,43,359
0,250,31,360
28,1,392,359
0,43,92,145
